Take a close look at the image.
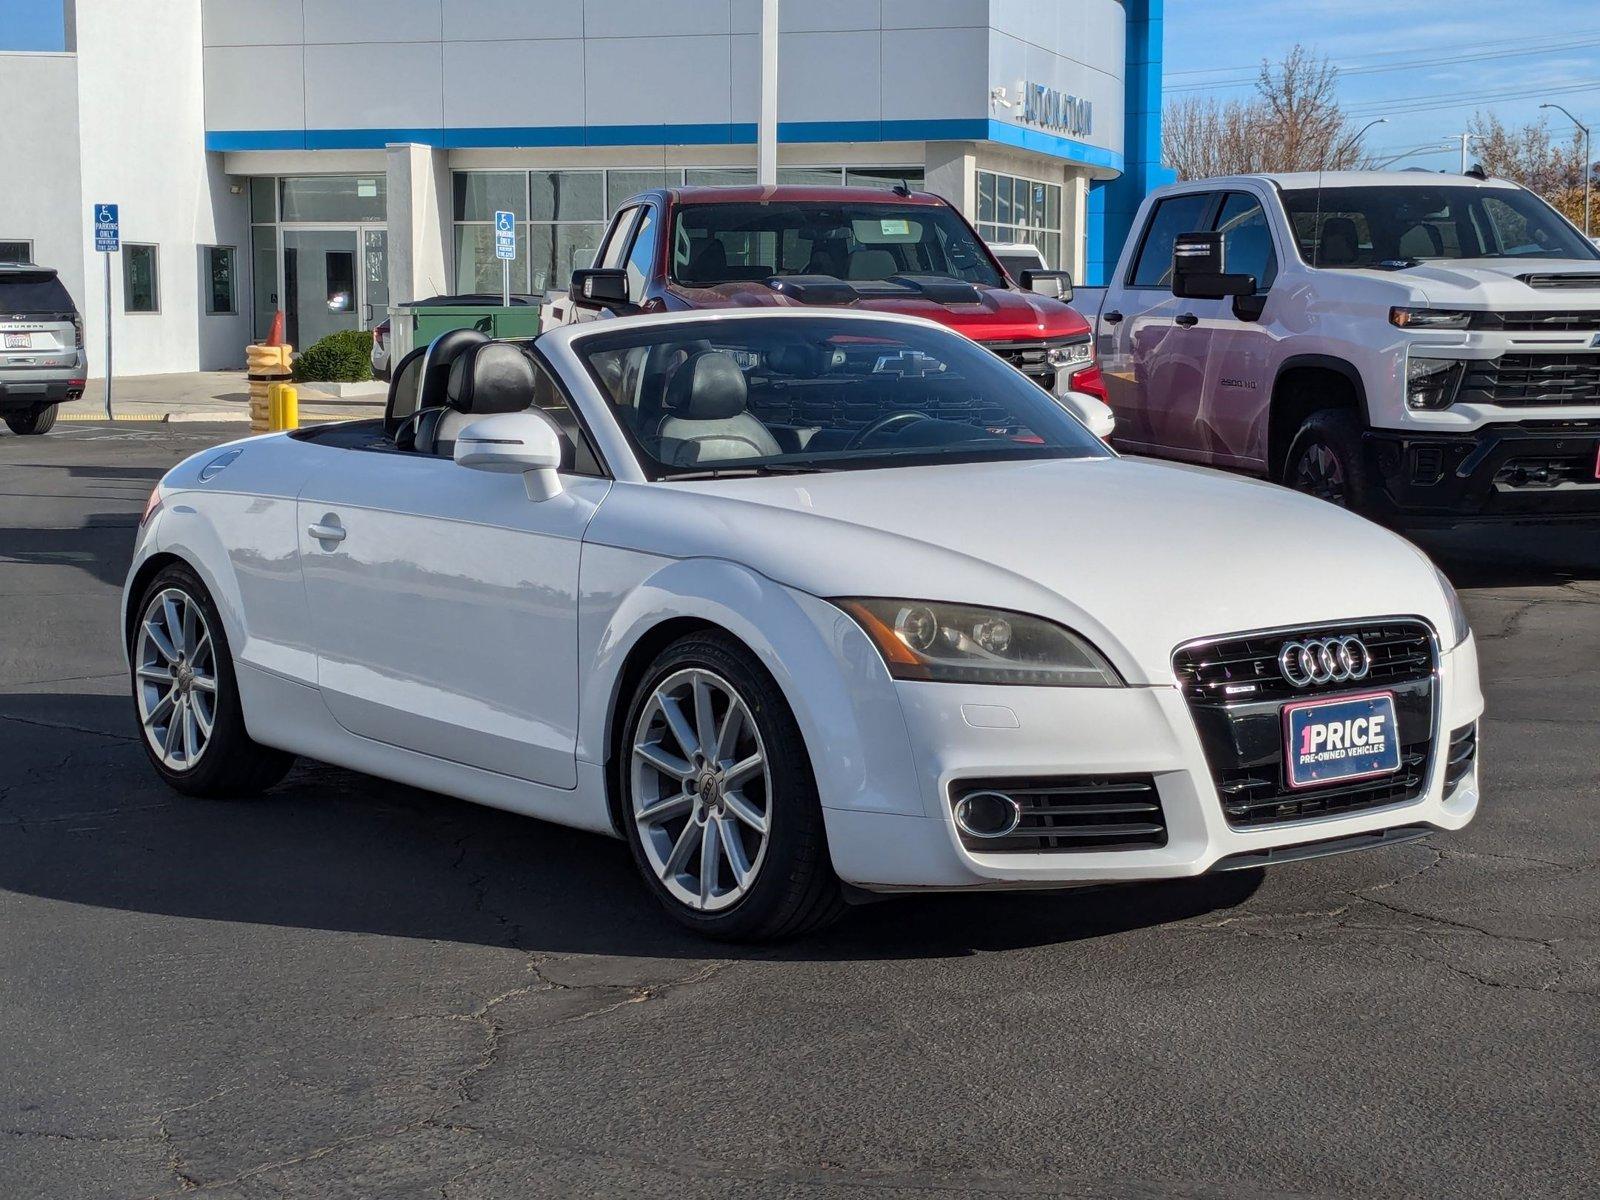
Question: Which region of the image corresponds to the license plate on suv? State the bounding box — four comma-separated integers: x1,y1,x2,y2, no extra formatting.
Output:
1283,691,1401,790
4,333,30,349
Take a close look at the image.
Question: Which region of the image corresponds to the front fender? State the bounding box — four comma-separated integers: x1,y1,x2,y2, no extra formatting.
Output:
578,545,925,820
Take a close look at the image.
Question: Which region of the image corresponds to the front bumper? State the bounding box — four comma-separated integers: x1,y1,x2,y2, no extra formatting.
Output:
1364,421,1600,525
821,634,1483,892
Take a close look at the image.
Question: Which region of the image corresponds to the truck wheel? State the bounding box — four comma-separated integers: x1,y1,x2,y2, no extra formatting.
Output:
1283,409,1372,512
5,404,58,435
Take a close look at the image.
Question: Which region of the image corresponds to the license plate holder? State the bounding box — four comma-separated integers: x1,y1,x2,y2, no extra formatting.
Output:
4,333,30,349
1283,690,1402,790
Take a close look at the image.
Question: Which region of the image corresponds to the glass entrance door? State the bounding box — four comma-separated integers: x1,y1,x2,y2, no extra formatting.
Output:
282,226,387,348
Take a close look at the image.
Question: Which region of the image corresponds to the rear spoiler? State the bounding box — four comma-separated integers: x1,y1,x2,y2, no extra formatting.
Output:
764,274,982,305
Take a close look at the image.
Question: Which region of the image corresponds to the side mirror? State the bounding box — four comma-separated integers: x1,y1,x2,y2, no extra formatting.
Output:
1059,390,1115,441
1172,231,1256,299
1020,268,1073,302
454,410,566,501
570,267,631,310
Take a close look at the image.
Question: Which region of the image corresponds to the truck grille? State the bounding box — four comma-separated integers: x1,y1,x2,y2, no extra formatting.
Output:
949,776,1166,853
1468,310,1600,331
1457,354,1600,408
981,337,1084,390
1173,621,1437,828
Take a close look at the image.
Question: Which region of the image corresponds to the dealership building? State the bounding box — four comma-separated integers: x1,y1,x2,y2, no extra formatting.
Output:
1,0,1168,376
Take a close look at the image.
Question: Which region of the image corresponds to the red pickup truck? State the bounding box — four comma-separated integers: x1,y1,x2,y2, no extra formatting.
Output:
554,185,1107,407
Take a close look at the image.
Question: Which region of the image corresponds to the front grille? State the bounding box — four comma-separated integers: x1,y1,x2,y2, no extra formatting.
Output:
950,775,1166,853
1444,723,1477,795
981,337,1084,389
1174,620,1438,829
1468,310,1600,331
1458,354,1600,408
1493,454,1600,490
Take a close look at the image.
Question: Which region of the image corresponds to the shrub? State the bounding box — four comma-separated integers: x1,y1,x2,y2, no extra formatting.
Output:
292,329,374,383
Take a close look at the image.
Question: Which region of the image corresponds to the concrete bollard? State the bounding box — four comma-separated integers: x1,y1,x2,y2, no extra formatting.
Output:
246,343,293,433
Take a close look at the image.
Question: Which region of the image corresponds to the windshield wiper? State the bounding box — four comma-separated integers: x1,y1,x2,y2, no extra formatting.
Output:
662,463,825,481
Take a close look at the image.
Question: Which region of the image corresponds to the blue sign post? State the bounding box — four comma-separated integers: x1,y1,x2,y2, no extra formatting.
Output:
494,210,516,306
93,204,120,418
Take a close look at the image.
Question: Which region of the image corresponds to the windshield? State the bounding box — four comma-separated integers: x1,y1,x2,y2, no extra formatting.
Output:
670,201,1005,288
1280,184,1599,265
578,317,1109,479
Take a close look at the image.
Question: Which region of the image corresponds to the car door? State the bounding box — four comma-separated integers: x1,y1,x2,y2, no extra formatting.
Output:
1102,191,1219,456
296,359,610,788
1196,190,1282,469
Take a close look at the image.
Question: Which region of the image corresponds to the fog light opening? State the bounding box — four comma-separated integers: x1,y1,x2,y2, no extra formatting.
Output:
953,790,1022,839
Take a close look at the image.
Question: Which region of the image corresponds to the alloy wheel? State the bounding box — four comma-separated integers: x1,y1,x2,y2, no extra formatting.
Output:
631,668,771,913
1292,442,1349,507
135,588,218,771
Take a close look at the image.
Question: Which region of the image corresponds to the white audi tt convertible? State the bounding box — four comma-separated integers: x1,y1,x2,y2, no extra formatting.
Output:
123,310,1483,940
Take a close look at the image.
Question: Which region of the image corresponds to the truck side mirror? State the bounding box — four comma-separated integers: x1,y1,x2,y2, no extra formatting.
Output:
1172,232,1256,300
570,267,632,311
1020,268,1073,302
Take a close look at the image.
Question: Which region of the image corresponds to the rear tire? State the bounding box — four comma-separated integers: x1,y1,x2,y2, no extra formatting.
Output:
1282,409,1374,513
619,631,846,942
5,403,58,435
131,562,294,797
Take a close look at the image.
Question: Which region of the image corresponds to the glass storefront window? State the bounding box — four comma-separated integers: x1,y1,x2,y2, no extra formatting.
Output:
777,167,843,186
453,172,526,222
123,244,159,313
976,170,1064,267
685,168,757,186
249,177,275,223
606,170,680,212
251,226,277,340
454,224,529,295
531,170,604,221
528,221,604,293
845,167,922,190
279,176,387,223
205,246,236,315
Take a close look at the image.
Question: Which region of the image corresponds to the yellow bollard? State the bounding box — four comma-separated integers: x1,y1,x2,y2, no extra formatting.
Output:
246,344,293,433
267,382,299,432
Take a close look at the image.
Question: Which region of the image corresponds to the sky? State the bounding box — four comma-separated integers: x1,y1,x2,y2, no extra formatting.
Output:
1163,0,1599,168
0,0,65,51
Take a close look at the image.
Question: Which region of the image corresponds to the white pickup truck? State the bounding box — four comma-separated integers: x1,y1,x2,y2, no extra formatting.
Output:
1074,170,1600,525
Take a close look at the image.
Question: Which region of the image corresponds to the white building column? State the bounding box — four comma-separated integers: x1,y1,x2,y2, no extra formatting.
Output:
385,142,450,308
1065,173,1089,286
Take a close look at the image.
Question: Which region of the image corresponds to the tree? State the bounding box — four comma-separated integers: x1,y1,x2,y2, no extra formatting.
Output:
1164,45,1373,179
1467,112,1591,228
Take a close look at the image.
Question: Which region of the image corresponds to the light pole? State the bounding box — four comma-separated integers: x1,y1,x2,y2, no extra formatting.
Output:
1540,102,1592,237
757,0,778,186
1336,117,1388,166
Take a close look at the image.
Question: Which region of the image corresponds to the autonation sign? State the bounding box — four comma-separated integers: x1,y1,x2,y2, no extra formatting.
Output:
1022,83,1093,138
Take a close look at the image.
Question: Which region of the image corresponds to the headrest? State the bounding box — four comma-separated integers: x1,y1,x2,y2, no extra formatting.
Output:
446,342,536,415
663,351,748,421
418,327,491,409
686,238,727,283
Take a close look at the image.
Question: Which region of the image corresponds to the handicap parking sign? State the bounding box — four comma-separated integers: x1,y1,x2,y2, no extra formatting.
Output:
494,209,516,260
94,203,119,252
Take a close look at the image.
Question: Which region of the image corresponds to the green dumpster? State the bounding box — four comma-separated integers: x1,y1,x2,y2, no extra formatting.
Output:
409,303,542,347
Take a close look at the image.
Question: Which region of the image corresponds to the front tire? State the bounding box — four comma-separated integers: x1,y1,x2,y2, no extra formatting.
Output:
620,632,845,942
131,563,294,797
5,403,58,435
1282,409,1374,512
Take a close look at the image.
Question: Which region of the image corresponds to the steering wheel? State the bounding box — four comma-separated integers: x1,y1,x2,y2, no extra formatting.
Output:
846,411,925,450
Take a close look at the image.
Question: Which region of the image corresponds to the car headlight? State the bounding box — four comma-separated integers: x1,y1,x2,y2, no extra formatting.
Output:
1389,307,1472,329
1433,565,1471,648
836,599,1121,686
1045,340,1093,368
1406,355,1465,410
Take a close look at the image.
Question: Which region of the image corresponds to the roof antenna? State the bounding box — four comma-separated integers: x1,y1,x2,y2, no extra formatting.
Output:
893,182,911,197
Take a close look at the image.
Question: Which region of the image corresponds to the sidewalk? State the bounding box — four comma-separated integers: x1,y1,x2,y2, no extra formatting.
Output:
58,371,386,424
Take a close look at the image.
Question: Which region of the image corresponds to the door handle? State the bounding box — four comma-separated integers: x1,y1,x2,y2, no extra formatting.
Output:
1174,313,1199,327
1103,310,1124,325
307,519,346,545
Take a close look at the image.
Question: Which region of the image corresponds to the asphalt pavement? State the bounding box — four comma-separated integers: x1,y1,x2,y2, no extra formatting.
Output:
1,422,1596,1199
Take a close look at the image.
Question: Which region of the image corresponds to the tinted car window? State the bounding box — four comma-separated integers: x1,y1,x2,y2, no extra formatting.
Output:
625,208,657,297
577,316,1109,478
1129,193,1214,288
670,202,1003,287
1212,193,1278,290
0,270,76,314
598,207,639,270
1280,184,1600,264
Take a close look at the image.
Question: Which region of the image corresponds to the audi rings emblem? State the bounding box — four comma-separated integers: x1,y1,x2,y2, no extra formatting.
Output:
1278,636,1371,688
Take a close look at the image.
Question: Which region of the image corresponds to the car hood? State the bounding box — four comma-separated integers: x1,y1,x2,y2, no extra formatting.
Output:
665,280,1090,341
1389,258,1600,306
587,457,1448,685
